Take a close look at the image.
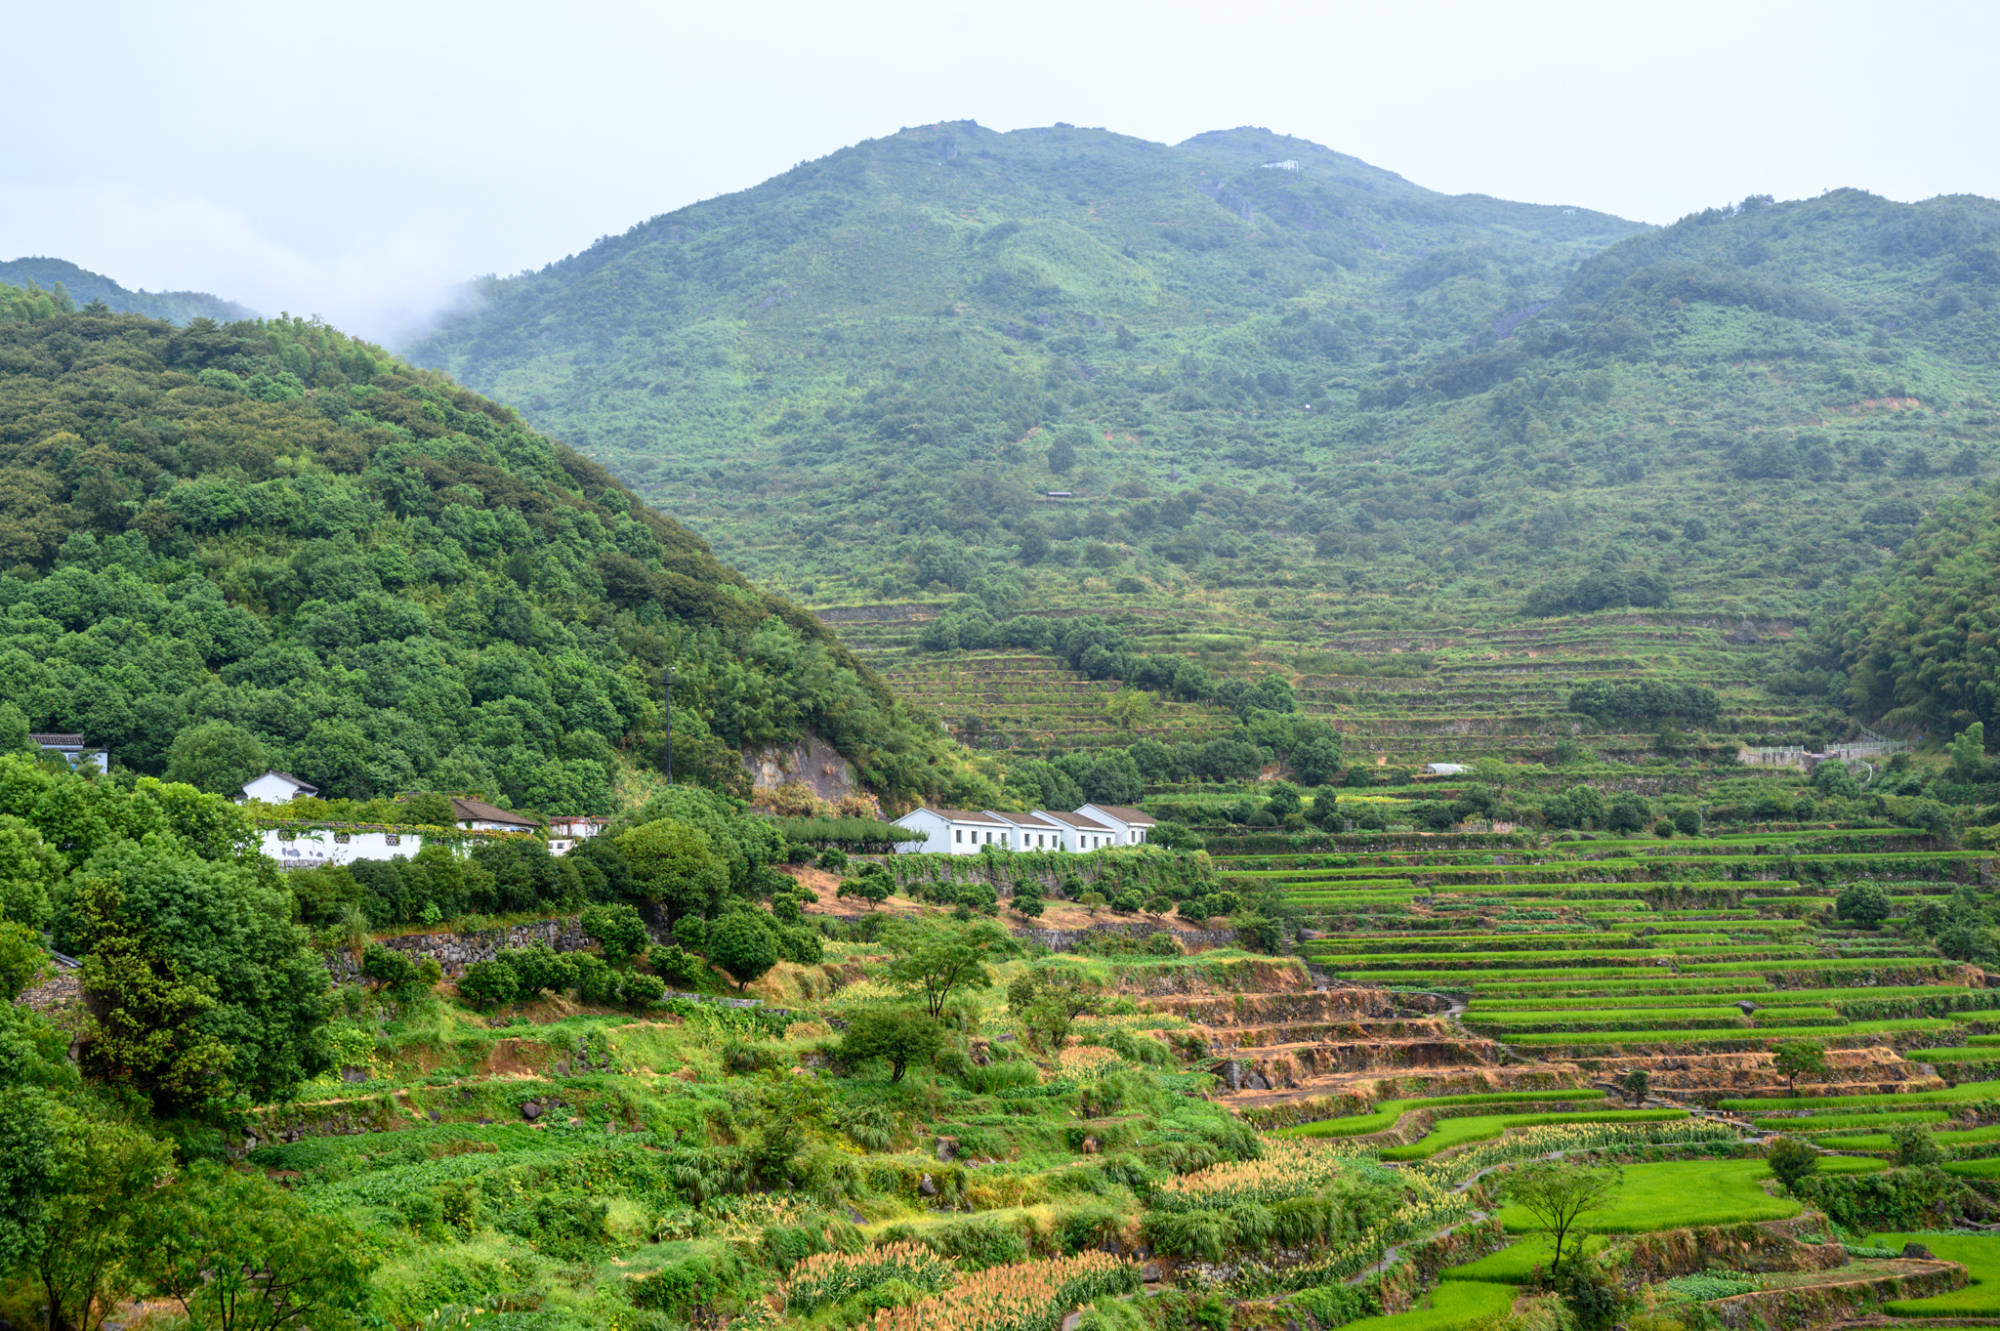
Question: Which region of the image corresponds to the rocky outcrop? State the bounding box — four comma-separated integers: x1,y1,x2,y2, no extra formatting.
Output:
744,732,857,802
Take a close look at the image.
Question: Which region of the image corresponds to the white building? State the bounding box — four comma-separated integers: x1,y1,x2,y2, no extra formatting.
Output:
891,807,1013,855
261,825,424,869
1076,804,1155,846
30,733,109,774
1425,763,1470,777
893,804,1152,854
547,815,608,857
987,810,1066,852
1038,810,1118,853
239,770,318,804
450,797,542,834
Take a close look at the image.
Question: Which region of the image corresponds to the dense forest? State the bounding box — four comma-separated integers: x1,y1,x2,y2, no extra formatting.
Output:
0,290,988,811
0,256,253,324
408,123,2000,650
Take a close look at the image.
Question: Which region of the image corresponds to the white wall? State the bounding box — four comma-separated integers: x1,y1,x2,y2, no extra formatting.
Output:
242,772,309,803
261,827,429,869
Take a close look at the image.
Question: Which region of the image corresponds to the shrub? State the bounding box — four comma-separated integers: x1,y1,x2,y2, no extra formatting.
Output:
620,971,667,1008
505,941,576,996
1766,1136,1821,1193
1837,882,1893,929
361,943,421,993
817,848,850,872
571,952,621,1005
456,958,519,1011
709,910,780,990
581,902,651,968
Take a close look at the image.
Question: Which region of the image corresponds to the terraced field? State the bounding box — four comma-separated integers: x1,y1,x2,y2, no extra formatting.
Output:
817,598,1817,762
1200,825,1999,1105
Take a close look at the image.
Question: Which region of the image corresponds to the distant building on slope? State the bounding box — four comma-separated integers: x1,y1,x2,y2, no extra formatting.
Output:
450,797,543,833
30,733,108,773
239,770,318,804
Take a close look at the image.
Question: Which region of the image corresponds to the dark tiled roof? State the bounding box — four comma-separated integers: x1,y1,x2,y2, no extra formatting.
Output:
450,797,541,828
917,808,1011,826
29,733,87,747
1040,811,1112,830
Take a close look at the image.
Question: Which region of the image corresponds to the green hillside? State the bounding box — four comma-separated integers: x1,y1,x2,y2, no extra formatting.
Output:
407,122,2000,760
0,255,255,323
0,293,985,810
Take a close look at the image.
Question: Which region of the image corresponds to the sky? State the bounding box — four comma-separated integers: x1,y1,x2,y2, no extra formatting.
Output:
5,0,1998,343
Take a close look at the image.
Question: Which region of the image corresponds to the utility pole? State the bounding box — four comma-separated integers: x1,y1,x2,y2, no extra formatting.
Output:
663,664,673,784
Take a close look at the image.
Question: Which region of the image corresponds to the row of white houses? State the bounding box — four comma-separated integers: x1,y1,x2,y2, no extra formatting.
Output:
893,804,1156,855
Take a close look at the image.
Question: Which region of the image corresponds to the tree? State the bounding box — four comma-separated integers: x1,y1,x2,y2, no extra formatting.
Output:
618,818,729,922
163,721,268,796
398,791,455,826
1772,1039,1829,1094
1765,1136,1822,1193
147,1163,375,1331
838,1007,945,1083
1605,794,1651,834
1891,1122,1944,1168
1009,967,1102,1053
1949,721,1987,780
71,841,330,1112
581,902,651,968
1836,882,1892,929
1047,431,1078,475
1504,1162,1619,1276
1620,1067,1650,1107
22,1107,172,1331
0,702,31,755
885,920,1008,1019
707,910,779,990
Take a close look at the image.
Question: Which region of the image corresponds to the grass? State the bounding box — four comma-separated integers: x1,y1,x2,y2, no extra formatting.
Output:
1276,1091,1602,1140
1495,1158,1883,1234
1379,1110,1686,1161
1870,1232,2000,1316
1439,1237,1576,1284
1329,1279,1518,1331
1720,1083,1999,1112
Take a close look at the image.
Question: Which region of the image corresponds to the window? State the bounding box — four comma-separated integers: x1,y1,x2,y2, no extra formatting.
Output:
955,829,963,844
277,829,295,842
386,834,401,846
333,832,350,844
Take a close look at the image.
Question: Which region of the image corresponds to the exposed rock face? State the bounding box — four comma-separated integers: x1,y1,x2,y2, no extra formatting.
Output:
744,732,857,802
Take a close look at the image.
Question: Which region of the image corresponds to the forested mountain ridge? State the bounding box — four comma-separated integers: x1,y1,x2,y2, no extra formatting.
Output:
405,120,2000,756
407,124,2000,623
0,290,987,810
0,255,255,324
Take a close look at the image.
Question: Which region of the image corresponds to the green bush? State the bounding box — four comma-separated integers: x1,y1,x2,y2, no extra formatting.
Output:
456,958,519,1011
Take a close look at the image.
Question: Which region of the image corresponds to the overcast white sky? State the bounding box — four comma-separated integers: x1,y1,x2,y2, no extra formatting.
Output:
5,0,1996,343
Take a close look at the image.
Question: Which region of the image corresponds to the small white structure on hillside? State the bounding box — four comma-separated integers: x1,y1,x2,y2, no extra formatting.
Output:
892,808,1012,855
546,815,608,856
450,797,542,833
1077,804,1156,846
239,770,318,804
1425,763,1470,777
30,733,109,773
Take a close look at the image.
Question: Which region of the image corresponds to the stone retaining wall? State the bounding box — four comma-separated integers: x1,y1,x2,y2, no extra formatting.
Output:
331,916,596,979
1015,922,1239,952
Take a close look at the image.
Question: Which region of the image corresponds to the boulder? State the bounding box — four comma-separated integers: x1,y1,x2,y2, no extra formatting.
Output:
340,1066,367,1084
918,1173,938,1196
1903,1242,1935,1260
936,1137,958,1162
519,1101,543,1121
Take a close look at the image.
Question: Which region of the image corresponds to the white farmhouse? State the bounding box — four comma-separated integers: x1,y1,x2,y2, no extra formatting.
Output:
1425,763,1470,777
986,810,1066,852
239,770,318,804
891,807,1012,854
1038,810,1117,853
1076,804,1156,846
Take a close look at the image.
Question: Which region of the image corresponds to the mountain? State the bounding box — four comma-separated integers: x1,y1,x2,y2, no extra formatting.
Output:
0,288,986,810
0,255,256,323
405,122,2000,759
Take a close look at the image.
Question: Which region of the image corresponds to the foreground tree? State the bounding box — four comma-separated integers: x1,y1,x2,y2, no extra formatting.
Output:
23,1109,172,1331
1836,882,1892,930
147,1164,376,1331
707,909,779,991
1505,1162,1619,1276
